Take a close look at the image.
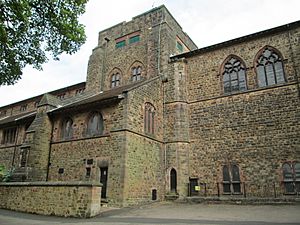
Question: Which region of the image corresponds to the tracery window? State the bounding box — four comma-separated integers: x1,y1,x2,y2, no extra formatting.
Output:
111,73,121,88
61,117,73,140
282,162,300,194
144,103,155,134
87,112,104,136
222,56,247,93
132,66,142,82
222,164,241,194
256,47,285,87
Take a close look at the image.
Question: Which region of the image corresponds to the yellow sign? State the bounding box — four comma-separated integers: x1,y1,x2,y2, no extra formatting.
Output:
195,186,200,191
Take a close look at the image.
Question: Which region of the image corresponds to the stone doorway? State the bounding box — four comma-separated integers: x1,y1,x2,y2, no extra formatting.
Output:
100,167,108,199
170,168,177,193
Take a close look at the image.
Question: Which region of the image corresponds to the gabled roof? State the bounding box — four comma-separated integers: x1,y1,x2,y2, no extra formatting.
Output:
39,93,62,107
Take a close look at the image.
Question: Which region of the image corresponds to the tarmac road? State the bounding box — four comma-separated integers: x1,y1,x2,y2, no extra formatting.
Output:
0,202,300,225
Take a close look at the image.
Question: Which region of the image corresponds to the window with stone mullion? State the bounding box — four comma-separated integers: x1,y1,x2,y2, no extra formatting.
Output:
111,73,120,88
283,162,300,193
132,66,141,82
222,164,241,194
256,48,285,87
223,57,246,94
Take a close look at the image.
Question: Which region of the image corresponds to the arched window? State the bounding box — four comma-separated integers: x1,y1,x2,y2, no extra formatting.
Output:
231,165,241,193
222,56,247,93
282,162,300,193
222,164,241,194
256,47,285,87
222,165,231,193
61,117,73,140
87,112,104,136
170,168,177,193
144,103,155,134
111,72,121,88
132,66,142,82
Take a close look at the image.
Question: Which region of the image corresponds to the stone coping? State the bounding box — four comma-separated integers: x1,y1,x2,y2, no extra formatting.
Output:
0,181,102,187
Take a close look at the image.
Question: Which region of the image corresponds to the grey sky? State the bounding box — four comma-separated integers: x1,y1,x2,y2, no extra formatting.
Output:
1,0,299,107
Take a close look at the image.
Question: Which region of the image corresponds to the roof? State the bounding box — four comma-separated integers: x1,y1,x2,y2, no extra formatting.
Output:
0,82,86,109
0,111,36,126
171,20,300,60
39,93,62,107
49,81,145,114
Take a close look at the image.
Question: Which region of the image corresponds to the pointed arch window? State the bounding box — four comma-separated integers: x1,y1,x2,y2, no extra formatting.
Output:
111,72,121,88
87,112,104,136
61,117,73,140
132,66,142,82
222,56,247,93
222,164,241,194
144,103,155,134
256,47,285,87
282,162,300,194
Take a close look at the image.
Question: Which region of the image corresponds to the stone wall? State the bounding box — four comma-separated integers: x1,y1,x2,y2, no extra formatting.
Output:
184,26,300,197
0,181,101,217
122,77,165,204
124,132,164,205
49,132,126,205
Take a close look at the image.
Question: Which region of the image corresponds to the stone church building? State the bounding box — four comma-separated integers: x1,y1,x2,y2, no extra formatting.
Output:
0,5,299,206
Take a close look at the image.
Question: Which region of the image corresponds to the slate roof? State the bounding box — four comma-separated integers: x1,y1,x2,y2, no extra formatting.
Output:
171,20,300,60
48,81,145,114
0,111,36,126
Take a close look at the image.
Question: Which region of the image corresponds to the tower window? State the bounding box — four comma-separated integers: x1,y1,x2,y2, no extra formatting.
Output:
116,40,126,48
111,73,121,88
132,66,142,82
129,35,140,44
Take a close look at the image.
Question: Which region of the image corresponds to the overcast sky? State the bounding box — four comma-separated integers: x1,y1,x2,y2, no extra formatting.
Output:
1,0,300,107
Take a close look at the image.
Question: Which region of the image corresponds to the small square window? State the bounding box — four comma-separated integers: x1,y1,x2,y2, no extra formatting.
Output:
86,159,93,165
58,168,64,174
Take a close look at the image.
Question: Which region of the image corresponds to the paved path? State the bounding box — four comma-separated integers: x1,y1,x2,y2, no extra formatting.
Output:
0,202,300,225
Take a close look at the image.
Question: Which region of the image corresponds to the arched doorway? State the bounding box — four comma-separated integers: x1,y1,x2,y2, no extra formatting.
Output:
170,168,177,193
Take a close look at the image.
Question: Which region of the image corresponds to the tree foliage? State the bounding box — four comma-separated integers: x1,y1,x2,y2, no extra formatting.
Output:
0,0,88,85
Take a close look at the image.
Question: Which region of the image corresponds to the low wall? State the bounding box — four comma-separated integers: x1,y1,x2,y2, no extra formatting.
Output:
0,181,102,218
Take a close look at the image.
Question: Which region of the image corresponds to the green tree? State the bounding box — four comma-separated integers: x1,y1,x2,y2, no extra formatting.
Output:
0,0,88,85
